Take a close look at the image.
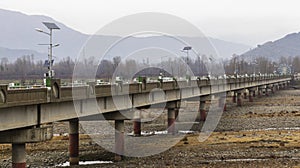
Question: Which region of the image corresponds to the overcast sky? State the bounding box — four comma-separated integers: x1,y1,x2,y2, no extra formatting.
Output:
1,0,300,47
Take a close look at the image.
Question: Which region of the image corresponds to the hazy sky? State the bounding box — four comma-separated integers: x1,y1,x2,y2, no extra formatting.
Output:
1,0,300,46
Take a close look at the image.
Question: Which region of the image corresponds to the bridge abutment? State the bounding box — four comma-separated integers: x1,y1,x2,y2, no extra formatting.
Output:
69,119,79,165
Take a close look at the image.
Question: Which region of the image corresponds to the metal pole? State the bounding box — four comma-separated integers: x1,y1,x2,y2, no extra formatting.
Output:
49,29,53,77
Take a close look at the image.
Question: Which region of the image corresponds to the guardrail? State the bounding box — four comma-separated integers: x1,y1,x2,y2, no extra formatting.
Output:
0,76,291,108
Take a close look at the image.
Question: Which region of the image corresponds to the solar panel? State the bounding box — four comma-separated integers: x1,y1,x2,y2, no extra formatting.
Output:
44,60,54,67
42,22,60,29
183,46,192,50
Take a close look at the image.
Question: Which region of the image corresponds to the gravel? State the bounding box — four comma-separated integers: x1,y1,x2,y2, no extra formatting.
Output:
1,87,300,167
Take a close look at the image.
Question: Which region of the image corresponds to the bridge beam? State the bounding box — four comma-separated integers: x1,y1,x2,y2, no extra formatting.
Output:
115,120,124,161
69,119,79,165
12,143,26,168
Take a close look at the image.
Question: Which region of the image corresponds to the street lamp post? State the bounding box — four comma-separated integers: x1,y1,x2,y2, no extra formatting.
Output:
181,46,192,79
35,22,60,81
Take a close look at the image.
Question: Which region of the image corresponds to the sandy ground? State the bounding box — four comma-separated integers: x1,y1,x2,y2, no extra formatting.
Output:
1,85,300,167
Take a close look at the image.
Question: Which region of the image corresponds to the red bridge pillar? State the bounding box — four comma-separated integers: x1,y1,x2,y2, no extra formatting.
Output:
219,96,226,111
199,101,206,121
133,118,141,136
232,92,237,103
265,88,269,96
12,143,26,168
237,92,242,106
133,111,141,136
69,119,79,165
115,120,124,161
167,108,176,134
243,92,247,99
258,88,262,97
249,90,254,102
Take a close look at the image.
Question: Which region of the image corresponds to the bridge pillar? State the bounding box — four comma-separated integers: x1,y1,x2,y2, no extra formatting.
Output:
243,92,247,99
271,86,275,94
249,90,254,102
237,92,242,106
115,120,125,161
253,90,256,97
175,108,179,122
280,83,284,89
258,88,262,97
133,119,141,136
12,143,26,168
167,108,176,134
199,101,206,121
265,88,269,96
69,119,79,165
133,111,141,136
0,127,53,168
218,96,226,111
275,85,279,91
232,92,236,103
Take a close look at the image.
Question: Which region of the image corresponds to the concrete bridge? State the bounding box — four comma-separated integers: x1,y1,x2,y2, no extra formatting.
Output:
0,75,291,167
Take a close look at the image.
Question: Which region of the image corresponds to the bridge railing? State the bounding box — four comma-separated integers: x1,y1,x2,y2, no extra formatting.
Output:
0,76,291,108
0,85,48,107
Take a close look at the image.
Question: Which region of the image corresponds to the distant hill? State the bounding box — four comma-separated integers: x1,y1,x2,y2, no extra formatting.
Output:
0,46,46,62
0,8,250,62
0,8,88,61
241,32,300,61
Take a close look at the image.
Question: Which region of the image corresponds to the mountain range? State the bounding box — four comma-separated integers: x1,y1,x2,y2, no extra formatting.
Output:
241,32,300,61
0,8,252,62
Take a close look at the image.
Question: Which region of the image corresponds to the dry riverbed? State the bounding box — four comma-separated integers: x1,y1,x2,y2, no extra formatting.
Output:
1,87,300,167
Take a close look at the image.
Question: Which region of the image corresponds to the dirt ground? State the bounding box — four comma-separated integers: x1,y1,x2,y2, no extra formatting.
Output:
1,85,300,167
